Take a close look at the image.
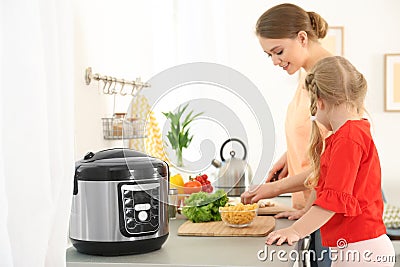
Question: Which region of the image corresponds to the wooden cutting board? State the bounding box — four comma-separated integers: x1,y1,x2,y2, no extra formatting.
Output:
177,216,275,237
257,201,296,215
228,197,295,215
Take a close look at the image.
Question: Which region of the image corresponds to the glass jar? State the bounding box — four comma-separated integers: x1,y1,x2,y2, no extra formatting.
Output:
168,188,178,220
112,112,126,137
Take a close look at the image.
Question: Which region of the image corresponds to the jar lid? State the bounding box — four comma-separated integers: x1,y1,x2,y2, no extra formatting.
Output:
113,112,127,118
169,188,178,195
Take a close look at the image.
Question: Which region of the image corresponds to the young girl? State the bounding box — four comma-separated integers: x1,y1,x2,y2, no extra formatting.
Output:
265,56,395,266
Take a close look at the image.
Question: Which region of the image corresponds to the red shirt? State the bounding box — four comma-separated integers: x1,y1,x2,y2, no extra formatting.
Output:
313,119,386,247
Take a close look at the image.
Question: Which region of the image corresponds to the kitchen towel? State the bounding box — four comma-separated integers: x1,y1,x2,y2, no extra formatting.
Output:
129,95,168,162
383,203,400,229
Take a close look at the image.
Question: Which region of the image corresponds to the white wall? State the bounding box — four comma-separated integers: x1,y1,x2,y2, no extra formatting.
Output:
73,0,400,205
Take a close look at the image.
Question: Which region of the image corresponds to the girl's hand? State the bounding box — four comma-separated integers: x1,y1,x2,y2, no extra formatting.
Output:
265,227,301,246
266,152,288,182
274,209,306,220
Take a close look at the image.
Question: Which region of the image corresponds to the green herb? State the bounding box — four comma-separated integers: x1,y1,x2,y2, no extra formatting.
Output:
182,190,228,223
162,103,203,166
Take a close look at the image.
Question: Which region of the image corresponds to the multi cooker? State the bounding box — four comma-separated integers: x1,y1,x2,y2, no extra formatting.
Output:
69,148,169,256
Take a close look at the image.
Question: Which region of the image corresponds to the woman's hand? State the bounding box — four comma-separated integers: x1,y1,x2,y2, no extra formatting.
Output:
241,183,277,204
266,152,288,182
265,227,301,246
274,209,306,220
242,170,312,204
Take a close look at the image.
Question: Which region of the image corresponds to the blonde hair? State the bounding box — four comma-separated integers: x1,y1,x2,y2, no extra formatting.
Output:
304,56,367,188
255,3,328,41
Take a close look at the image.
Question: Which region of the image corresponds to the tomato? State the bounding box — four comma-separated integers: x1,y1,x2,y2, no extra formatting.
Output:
195,176,204,183
194,173,213,193
183,179,202,194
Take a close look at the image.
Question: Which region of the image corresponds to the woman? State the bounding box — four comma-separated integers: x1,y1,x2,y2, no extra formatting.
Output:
241,3,332,266
242,2,331,214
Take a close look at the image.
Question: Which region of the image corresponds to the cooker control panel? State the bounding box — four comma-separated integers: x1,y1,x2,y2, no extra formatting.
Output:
119,182,160,236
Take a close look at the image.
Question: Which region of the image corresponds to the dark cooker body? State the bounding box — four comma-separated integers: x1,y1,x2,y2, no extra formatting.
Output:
69,148,170,256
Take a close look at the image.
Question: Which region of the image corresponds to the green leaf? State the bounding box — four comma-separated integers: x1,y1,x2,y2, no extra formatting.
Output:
182,111,203,130
162,103,203,158
182,110,194,128
180,131,189,148
179,103,189,116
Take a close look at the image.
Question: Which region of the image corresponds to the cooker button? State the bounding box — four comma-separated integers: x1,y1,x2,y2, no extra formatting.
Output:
150,217,159,227
126,218,136,229
125,208,135,217
138,211,148,222
134,203,151,211
150,209,159,217
124,198,133,208
123,190,131,198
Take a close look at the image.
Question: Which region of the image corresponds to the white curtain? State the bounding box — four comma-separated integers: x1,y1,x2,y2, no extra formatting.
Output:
0,0,74,266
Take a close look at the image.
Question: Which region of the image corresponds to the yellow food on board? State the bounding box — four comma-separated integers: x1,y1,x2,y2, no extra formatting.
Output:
170,173,184,194
258,200,275,208
219,203,258,226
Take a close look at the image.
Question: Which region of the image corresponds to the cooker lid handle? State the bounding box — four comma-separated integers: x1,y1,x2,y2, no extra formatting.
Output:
82,148,148,162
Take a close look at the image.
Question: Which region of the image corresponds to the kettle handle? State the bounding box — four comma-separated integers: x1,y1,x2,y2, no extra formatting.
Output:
220,138,247,161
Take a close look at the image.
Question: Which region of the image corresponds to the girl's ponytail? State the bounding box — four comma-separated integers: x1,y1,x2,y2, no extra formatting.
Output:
305,74,324,188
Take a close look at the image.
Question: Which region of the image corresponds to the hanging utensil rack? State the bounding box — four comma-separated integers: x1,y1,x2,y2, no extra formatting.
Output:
85,67,149,140
85,67,150,96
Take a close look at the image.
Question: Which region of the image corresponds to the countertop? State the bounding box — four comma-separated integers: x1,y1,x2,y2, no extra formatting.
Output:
66,197,306,267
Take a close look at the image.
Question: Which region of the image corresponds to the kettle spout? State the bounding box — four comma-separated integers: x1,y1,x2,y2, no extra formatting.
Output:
211,159,222,168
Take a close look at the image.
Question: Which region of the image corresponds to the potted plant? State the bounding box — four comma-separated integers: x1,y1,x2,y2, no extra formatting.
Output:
163,103,203,167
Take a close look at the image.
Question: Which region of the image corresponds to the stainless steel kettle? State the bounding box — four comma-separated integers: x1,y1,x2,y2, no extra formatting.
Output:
211,138,252,196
